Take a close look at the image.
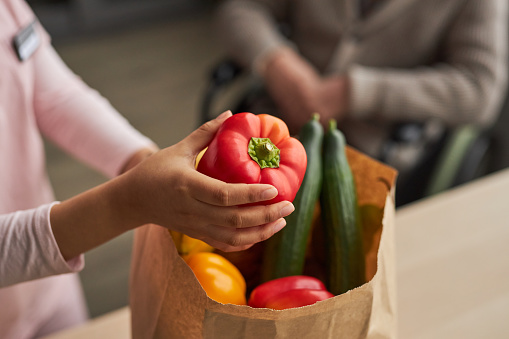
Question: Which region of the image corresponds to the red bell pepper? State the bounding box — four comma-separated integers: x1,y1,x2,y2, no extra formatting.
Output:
248,275,333,309
265,289,334,310
197,113,307,205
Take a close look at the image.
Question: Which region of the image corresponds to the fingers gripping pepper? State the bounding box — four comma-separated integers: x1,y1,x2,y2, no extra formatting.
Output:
197,113,307,205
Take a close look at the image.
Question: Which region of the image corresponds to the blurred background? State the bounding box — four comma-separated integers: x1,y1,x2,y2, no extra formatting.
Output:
29,0,509,321
31,0,223,319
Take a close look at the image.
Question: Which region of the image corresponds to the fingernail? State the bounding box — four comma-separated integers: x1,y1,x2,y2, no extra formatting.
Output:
273,218,286,233
261,187,278,200
279,202,295,217
215,110,232,121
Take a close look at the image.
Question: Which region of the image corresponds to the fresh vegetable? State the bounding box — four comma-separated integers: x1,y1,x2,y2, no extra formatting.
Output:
185,252,247,305
263,114,324,280
170,231,214,259
320,120,365,295
197,112,307,205
248,275,333,309
195,147,207,167
265,289,334,310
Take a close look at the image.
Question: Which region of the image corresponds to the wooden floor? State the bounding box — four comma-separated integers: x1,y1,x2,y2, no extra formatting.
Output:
45,11,223,318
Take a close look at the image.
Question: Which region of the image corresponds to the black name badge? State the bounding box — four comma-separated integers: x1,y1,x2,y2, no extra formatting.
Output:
13,21,41,62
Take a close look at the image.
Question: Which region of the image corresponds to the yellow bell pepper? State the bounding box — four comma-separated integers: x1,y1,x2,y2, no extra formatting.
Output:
195,148,207,168
169,231,214,259
185,252,247,305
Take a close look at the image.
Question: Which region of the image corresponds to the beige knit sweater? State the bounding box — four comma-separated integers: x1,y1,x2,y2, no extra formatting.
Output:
216,0,508,159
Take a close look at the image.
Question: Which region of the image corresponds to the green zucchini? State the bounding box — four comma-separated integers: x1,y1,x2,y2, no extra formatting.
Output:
262,113,324,281
320,119,365,295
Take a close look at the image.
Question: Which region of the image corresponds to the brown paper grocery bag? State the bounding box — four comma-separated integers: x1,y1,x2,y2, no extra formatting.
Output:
130,147,397,339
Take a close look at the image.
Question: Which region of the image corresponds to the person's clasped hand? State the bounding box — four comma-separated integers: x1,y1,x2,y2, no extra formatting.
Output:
262,47,349,133
117,111,295,252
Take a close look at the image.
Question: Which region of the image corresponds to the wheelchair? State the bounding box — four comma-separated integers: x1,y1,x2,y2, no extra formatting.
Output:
198,58,508,207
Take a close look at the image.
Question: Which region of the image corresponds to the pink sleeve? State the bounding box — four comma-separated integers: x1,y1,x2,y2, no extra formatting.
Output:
0,203,84,288
32,30,156,178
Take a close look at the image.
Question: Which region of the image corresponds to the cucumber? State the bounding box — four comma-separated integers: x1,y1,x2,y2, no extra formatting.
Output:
320,120,365,295
262,114,324,281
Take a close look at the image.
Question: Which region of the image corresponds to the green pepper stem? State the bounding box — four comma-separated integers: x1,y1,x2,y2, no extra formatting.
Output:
328,119,337,132
248,137,280,169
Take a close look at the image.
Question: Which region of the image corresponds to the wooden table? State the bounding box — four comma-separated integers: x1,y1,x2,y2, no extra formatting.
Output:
41,308,131,339
396,169,509,339
43,169,509,338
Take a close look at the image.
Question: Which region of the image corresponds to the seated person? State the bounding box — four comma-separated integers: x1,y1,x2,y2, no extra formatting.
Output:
215,0,508,178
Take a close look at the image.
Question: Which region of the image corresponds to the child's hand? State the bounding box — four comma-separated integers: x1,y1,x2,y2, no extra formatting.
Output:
117,111,295,252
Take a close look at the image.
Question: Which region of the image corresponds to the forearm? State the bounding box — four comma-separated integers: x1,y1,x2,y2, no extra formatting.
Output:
50,174,135,261
348,62,507,127
51,147,157,261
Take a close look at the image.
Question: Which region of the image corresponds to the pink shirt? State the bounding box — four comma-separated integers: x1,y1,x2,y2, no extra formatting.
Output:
0,0,155,337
